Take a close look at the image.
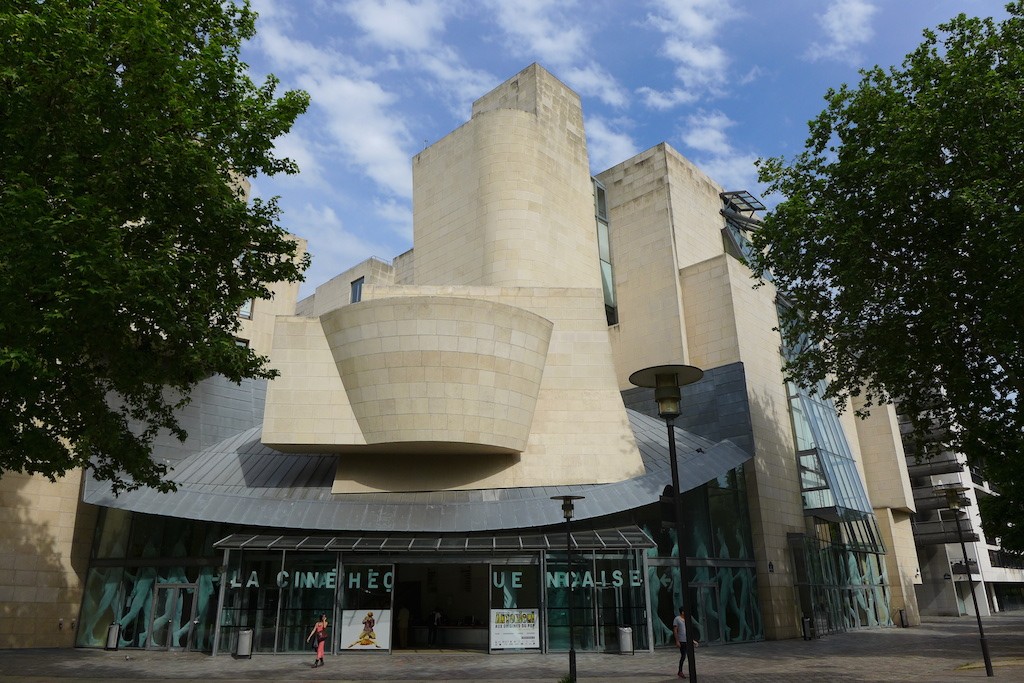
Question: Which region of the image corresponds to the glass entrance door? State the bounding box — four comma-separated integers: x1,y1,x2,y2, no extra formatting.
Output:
148,584,198,650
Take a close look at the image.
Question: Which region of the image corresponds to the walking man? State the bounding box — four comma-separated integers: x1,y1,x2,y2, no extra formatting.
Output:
673,606,697,678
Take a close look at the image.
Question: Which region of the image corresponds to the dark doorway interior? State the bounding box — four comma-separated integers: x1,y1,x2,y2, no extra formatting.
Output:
393,564,489,650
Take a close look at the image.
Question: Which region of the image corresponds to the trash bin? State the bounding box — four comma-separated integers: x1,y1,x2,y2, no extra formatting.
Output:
801,617,812,640
898,608,908,628
235,629,253,658
104,622,120,651
617,626,633,654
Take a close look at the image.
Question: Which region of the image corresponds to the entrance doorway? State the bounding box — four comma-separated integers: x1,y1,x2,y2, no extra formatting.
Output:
148,584,198,650
392,564,489,650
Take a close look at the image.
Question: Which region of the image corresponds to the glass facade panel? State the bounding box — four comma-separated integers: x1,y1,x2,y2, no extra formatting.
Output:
220,552,283,654
597,220,610,262
592,553,648,651
93,508,130,559
279,552,338,653
340,564,393,650
490,564,541,651
76,566,125,647
545,550,595,652
593,179,617,325
490,565,539,610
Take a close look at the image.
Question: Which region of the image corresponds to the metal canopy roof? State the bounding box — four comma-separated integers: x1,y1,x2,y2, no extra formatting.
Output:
214,526,655,551
82,375,754,534
720,190,766,214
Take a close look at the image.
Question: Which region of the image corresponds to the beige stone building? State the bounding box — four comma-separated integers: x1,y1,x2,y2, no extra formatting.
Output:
4,64,934,654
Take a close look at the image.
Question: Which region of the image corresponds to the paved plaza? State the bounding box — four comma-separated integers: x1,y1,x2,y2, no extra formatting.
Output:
1,615,1022,682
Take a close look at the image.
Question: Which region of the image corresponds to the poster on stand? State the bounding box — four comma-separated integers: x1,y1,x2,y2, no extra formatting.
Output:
340,609,391,650
489,608,540,650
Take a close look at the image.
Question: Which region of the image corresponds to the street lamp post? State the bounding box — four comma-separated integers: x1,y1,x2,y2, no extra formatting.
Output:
629,364,704,683
938,484,994,677
551,494,585,683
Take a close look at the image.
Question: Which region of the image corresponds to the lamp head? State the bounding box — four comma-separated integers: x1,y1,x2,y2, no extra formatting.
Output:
935,483,967,511
551,495,585,520
628,364,703,420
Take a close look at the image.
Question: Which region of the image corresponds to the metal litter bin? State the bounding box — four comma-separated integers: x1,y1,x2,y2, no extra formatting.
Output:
617,626,633,654
104,622,120,651
235,629,253,658
898,608,908,628
801,617,812,640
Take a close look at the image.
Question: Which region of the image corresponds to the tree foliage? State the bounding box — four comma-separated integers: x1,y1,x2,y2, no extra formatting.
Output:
749,5,1023,548
0,1,309,492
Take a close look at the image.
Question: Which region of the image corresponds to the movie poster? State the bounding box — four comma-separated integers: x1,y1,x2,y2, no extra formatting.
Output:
489,608,540,649
340,609,391,650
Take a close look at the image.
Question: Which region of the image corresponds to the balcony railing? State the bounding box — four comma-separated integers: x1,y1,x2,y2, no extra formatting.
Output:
911,519,980,546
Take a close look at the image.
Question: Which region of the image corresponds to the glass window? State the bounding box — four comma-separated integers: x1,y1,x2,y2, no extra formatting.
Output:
593,553,648,651
600,261,616,308
350,277,364,304
490,564,541,651
279,552,338,653
597,219,610,262
239,299,253,319
75,566,125,647
220,551,283,654
594,183,608,220
93,508,131,559
340,564,393,651
545,550,595,652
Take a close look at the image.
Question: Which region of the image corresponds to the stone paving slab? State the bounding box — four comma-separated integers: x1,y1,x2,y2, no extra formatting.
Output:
0,615,1022,682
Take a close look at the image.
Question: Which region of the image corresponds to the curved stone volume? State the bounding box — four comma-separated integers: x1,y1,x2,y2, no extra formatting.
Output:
320,296,553,452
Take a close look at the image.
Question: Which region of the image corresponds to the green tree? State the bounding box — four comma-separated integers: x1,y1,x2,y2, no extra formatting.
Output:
0,1,310,492
750,5,1023,548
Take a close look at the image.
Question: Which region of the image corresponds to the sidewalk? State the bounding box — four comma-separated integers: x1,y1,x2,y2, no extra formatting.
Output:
1,615,1022,682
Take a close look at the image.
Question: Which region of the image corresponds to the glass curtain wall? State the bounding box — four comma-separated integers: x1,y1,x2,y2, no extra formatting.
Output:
779,304,892,632
641,473,763,647
544,549,648,653
792,518,892,635
76,509,223,651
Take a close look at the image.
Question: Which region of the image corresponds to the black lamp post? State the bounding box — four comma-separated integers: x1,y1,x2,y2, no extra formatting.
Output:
551,494,585,683
628,364,703,683
938,484,993,677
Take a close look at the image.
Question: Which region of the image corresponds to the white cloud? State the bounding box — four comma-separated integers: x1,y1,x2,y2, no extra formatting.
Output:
297,72,414,198
485,0,628,108
636,86,699,111
417,48,498,116
271,130,328,190
561,64,630,108
681,110,734,156
341,0,451,52
698,153,761,194
252,15,416,200
254,19,357,76
290,203,398,286
644,0,737,96
805,0,878,64
337,1,494,118
373,197,414,242
679,109,759,192
487,0,589,66
647,0,722,41
587,117,641,173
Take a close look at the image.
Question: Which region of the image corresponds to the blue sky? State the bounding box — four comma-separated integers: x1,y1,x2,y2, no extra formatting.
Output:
242,0,1011,298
